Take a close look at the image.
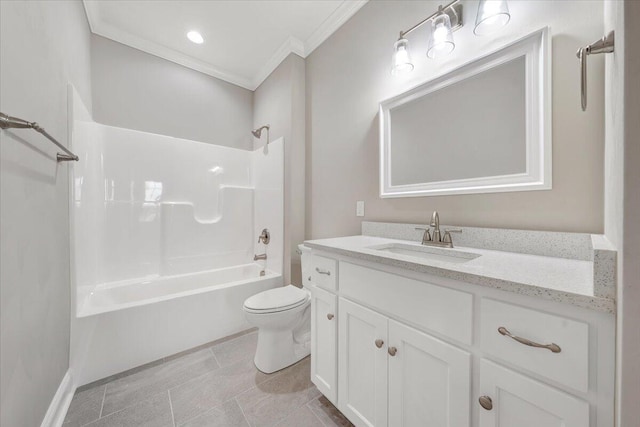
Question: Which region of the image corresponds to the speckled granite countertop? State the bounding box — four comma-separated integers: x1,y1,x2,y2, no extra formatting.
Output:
305,234,616,314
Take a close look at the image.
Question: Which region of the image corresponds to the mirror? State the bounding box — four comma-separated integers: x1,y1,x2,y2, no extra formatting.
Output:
379,28,551,198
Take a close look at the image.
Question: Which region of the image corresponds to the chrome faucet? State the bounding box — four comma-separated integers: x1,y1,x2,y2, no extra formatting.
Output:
430,211,441,243
254,253,267,261
415,211,462,248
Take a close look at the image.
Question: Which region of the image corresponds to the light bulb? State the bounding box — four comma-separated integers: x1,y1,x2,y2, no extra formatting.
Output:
474,0,510,36
427,13,455,59
187,31,204,44
433,23,450,47
392,38,414,76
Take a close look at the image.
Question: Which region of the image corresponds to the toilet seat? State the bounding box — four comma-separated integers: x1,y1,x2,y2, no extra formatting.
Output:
243,285,310,314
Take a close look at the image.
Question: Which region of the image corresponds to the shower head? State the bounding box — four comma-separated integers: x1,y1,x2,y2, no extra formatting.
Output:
252,125,270,139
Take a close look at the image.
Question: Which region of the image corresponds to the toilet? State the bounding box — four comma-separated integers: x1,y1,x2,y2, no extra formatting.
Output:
243,244,312,373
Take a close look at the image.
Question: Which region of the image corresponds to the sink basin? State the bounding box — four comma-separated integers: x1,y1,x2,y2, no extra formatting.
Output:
367,243,480,264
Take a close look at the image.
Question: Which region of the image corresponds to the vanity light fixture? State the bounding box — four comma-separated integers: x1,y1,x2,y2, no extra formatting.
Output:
427,9,456,59
391,0,463,74
392,0,512,75
474,0,511,36
392,38,414,75
187,30,204,44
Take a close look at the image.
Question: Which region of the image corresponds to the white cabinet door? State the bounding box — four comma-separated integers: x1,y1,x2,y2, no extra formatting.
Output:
479,360,589,427
311,286,338,404
388,320,471,427
338,298,388,427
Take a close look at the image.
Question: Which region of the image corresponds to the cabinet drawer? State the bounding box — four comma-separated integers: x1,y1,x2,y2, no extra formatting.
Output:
312,255,338,291
340,262,473,345
480,298,589,393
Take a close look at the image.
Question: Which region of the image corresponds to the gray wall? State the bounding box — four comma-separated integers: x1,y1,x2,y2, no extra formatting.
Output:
253,54,306,285
306,0,606,238
0,1,92,426
91,35,254,150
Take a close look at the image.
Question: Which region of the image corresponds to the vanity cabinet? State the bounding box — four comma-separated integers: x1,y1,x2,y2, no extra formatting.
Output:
338,298,389,426
337,298,471,427
308,251,614,427
310,286,338,404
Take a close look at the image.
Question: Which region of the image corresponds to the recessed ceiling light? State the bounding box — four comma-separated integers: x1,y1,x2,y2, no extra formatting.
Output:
187,31,204,44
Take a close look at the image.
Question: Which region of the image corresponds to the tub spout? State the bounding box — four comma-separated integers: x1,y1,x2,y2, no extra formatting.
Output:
254,253,267,261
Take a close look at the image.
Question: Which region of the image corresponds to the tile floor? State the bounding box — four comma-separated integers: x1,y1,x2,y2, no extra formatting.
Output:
63,331,353,427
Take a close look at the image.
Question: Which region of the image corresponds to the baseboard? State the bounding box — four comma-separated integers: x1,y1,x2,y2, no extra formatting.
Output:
40,370,75,427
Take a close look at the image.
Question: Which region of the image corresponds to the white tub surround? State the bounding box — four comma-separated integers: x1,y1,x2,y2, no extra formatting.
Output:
305,222,616,313
306,225,615,427
67,88,285,386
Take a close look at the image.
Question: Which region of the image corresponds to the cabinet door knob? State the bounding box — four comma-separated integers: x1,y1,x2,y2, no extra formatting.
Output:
327,313,334,320
479,396,493,411
375,339,384,348
388,346,397,356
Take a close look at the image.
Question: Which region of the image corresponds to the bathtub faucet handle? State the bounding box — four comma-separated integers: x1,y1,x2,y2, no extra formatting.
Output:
258,229,270,244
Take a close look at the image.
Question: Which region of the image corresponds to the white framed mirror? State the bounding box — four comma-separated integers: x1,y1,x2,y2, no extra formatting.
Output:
379,27,551,198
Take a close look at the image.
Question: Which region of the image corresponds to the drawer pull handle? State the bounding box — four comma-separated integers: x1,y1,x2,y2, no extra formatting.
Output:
479,396,493,411
327,313,334,320
375,339,384,348
388,346,397,356
315,268,331,276
498,327,561,353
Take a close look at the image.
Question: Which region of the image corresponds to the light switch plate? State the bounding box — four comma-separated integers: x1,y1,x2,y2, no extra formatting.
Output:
356,201,365,217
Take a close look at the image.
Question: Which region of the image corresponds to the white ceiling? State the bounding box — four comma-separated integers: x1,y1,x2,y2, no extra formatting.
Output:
83,0,368,90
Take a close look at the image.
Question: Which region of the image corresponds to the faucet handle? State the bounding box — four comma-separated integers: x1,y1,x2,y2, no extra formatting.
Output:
442,228,462,244
444,228,462,233
258,228,270,244
415,227,432,243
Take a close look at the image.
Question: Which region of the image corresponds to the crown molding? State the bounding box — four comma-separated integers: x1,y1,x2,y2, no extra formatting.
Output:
304,0,368,56
83,0,368,91
251,37,305,90
83,0,97,33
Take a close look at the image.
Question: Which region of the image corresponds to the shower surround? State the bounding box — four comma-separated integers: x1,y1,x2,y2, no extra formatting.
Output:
68,88,283,386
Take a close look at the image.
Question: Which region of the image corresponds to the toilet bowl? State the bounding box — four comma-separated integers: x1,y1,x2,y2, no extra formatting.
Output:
243,244,312,373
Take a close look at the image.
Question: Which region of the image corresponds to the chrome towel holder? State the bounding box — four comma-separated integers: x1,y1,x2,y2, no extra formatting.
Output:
577,31,615,112
0,112,79,161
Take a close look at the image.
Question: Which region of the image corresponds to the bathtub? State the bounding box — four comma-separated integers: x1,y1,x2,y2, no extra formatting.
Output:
70,264,281,386
77,263,278,317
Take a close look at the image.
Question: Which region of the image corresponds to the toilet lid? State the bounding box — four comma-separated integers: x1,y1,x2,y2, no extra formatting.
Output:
244,285,309,312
